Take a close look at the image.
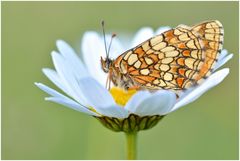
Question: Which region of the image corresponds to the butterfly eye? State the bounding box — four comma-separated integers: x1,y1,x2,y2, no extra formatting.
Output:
106,59,111,67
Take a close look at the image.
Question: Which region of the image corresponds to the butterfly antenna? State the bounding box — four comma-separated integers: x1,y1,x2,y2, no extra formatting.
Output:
101,20,108,58
107,33,116,57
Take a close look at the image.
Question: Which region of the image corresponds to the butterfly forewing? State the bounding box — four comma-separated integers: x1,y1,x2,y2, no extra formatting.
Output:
114,20,223,91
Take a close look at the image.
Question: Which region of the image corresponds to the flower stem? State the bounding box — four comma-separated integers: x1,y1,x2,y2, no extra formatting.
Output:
126,132,137,160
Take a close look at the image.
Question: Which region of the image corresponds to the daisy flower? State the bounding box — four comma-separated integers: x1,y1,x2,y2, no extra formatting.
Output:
35,26,233,159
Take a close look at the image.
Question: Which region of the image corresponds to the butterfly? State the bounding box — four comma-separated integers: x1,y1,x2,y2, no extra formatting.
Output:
100,20,224,93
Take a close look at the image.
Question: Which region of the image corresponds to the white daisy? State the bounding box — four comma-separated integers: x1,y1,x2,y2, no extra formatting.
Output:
35,26,233,133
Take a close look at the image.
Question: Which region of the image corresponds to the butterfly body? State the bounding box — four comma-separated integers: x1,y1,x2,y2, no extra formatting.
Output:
101,57,139,89
101,20,224,92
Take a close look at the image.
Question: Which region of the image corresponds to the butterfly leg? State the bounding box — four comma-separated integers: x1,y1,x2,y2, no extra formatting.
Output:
105,74,110,90
106,72,112,90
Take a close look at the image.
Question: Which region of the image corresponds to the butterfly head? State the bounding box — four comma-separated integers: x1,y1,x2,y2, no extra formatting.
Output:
101,56,113,73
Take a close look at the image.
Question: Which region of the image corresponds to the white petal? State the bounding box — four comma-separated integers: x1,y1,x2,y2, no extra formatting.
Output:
35,83,98,116
35,82,66,98
94,104,129,118
214,54,233,71
131,27,154,47
77,77,129,118
155,26,171,35
51,51,89,105
124,91,151,112
77,77,115,108
172,68,230,111
81,32,108,86
46,97,99,116
42,68,68,93
56,40,89,79
131,90,176,116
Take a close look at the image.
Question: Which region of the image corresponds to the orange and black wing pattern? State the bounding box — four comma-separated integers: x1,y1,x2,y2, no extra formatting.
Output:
114,20,224,91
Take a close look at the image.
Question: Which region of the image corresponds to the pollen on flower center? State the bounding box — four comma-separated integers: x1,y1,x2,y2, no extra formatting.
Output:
110,87,137,106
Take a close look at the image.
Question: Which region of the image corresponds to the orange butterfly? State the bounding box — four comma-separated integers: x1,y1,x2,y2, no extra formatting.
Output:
101,20,224,92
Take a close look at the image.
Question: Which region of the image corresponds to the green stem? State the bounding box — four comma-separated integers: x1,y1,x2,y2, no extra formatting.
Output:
126,132,137,160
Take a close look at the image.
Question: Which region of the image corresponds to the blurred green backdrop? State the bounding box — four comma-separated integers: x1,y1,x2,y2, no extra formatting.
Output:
2,1,239,160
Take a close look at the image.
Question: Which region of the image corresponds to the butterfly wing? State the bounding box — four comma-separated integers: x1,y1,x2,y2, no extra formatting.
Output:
115,20,223,91
190,20,224,80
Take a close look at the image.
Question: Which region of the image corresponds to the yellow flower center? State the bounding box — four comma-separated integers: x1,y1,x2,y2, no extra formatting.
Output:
110,87,137,106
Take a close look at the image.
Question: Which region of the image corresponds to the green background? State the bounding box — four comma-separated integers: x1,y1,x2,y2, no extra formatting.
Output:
2,1,239,159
